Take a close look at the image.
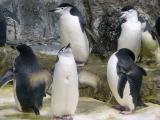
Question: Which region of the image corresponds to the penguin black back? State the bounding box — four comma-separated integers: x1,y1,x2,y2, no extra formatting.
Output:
121,5,135,12
14,44,45,115
155,17,160,36
59,3,85,31
0,15,6,47
116,48,146,107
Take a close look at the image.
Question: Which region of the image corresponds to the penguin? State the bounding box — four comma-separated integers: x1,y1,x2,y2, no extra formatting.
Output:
0,44,49,115
51,43,79,120
49,3,90,67
140,17,159,57
155,17,160,65
107,48,146,114
0,6,19,66
155,17,160,37
139,16,160,64
118,6,142,61
0,5,20,46
0,15,6,47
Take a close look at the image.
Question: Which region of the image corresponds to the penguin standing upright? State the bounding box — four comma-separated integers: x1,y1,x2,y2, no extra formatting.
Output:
0,15,6,47
140,19,158,58
0,5,20,46
118,6,142,60
51,44,79,120
49,3,90,67
155,17,160,65
0,6,19,65
139,16,160,64
155,17,160,37
0,44,49,115
107,48,146,114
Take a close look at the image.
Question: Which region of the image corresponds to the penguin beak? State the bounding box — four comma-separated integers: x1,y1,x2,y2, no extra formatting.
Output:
48,9,56,12
66,43,71,48
119,12,127,22
120,12,126,19
48,8,61,13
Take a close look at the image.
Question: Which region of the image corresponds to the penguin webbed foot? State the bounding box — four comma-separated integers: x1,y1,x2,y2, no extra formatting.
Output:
63,115,73,120
52,115,73,120
120,109,132,115
76,61,85,69
52,116,62,120
112,105,132,114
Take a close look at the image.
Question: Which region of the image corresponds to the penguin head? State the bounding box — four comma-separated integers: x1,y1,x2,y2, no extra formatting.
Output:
58,43,73,57
49,3,74,15
155,17,160,36
120,5,138,21
16,44,34,55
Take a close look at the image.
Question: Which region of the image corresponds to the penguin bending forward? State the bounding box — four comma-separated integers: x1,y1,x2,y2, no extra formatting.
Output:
49,3,90,67
0,44,50,115
52,44,79,120
107,48,146,114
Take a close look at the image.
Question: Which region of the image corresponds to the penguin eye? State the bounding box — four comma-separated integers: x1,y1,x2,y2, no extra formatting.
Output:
61,7,65,10
61,48,65,52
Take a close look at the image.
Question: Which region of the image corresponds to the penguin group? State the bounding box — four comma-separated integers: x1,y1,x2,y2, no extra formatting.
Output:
0,2,159,120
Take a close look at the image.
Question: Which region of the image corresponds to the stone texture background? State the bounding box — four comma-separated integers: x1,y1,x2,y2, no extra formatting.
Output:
1,0,160,55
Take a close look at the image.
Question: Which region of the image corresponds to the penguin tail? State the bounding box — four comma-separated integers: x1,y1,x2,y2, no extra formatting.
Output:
32,105,40,115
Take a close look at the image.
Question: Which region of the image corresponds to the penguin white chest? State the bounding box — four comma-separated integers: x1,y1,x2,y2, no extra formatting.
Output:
118,21,142,58
51,57,79,117
59,14,89,62
107,54,135,110
142,31,157,56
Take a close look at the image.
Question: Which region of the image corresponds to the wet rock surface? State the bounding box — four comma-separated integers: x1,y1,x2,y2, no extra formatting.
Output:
1,86,160,120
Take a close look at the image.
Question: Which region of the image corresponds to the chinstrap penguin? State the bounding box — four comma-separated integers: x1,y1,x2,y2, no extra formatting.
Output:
118,6,142,61
51,43,79,120
0,6,19,66
49,3,90,67
139,16,160,65
107,48,146,114
0,5,20,46
0,44,50,115
155,17,160,37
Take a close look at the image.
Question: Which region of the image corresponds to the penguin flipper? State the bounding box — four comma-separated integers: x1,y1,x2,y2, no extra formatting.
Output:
127,66,146,106
0,68,15,87
117,65,127,98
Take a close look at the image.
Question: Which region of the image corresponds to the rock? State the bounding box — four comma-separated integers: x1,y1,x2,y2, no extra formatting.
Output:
0,86,160,120
79,70,100,93
75,98,160,120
